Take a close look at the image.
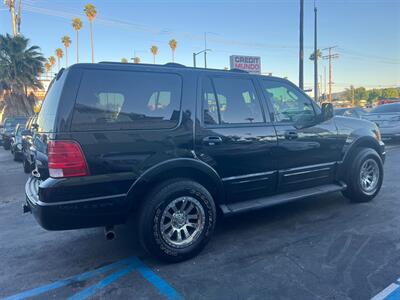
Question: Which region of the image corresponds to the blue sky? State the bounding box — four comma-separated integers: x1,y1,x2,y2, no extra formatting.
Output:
1,0,399,92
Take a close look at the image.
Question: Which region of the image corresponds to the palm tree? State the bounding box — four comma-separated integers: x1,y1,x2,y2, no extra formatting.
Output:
72,18,83,63
150,45,158,64
168,39,177,62
133,56,140,64
48,56,56,73
309,49,322,61
0,34,45,116
121,58,128,63
55,48,63,71
44,62,51,78
61,35,71,67
84,4,97,63
4,0,17,36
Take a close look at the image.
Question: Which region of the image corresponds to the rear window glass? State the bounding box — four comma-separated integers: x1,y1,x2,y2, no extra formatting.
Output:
37,71,67,132
71,70,182,131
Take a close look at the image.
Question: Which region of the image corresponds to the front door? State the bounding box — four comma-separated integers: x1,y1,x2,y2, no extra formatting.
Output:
195,75,278,203
259,78,341,192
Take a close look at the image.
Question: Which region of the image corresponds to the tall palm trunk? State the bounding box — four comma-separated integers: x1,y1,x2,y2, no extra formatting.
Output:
76,30,79,63
153,55,155,64
90,21,94,63
10,6,17,36
172,50,175,62
65,47,68,67
57,58,60,71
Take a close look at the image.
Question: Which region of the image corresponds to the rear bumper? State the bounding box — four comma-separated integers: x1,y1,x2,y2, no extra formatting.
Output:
25,176,129,230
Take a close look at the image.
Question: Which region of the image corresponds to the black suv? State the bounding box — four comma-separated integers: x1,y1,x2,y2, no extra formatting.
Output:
25,63,385,262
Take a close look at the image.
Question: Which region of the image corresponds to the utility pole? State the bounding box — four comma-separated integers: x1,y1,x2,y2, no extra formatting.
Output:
299,0,304,90
193,53,196,68
324,65,327,100
322,46,339,102
313,1,318,102
204,32,207,68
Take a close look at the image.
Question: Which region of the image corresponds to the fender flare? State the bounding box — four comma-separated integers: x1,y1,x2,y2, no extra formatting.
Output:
125,158,225,208
338,135,383,179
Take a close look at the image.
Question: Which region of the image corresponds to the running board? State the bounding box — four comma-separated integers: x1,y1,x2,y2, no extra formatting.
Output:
220,182,347,215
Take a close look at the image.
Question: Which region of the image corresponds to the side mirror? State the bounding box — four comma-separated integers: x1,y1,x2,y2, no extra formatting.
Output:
321,103,334,121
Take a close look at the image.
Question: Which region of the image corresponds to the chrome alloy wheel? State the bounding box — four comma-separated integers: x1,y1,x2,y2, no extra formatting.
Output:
160,196,205,248
360,158,380,195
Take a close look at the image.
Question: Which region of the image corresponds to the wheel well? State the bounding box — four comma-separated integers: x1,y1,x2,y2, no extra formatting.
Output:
339,138,381,180
128,167,224,213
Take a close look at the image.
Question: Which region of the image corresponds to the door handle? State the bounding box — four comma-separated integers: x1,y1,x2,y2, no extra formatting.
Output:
284,131,298,140
203,136,223,145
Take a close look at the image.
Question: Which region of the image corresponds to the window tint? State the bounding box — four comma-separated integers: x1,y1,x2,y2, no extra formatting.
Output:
37,71,67,132
261,80,315,123
202,77,264,125
72,70,182,130
202,78,219,125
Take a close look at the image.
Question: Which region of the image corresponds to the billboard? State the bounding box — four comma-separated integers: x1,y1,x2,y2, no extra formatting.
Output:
230,55,261,74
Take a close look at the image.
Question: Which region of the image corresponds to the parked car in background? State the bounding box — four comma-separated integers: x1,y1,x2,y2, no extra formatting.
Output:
0,124,3,146
377,98,400,106
363,103,400,140
11,123,28,161
1,116,28,150
334,107,366,119
25,63,385,262
22,116,38,173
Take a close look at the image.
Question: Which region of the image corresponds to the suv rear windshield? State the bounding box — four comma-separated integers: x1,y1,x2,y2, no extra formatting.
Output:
71,69,182,131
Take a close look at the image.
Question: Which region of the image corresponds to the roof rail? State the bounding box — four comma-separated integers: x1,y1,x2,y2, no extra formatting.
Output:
164,63,186,68
230,68,248,73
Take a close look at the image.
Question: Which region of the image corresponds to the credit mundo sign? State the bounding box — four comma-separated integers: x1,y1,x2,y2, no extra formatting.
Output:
229,55,261,74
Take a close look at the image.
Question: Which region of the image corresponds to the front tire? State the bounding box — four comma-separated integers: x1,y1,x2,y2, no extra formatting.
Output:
138,179,216,262
342,148,383,202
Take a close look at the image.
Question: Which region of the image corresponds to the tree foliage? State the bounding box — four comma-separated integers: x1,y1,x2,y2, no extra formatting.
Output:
0,34,45,117
0,34,44,93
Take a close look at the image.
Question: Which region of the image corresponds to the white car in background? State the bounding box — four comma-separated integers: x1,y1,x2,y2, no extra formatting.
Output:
363,103,400,140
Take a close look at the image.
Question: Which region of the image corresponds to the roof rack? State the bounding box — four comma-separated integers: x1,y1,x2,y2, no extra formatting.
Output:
229,68,248,73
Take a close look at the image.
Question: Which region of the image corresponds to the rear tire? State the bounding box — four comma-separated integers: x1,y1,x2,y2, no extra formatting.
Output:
342,148,383,202
138,179,216,262
3,142,10,150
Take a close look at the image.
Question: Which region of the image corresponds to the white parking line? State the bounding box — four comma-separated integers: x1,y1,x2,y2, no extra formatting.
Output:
372,282,400,300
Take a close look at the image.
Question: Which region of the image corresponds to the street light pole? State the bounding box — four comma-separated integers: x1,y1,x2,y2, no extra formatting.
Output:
204,32,207,68
193,49,211,68
314,1,318,102
299,0,304,90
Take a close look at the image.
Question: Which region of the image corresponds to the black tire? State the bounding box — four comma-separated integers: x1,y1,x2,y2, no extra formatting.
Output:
13,151,21,162
138,179,216,262
23,158,31,173
342,148,383,202
3,142,10,150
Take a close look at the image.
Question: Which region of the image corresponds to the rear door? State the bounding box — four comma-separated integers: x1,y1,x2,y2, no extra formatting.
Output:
259,78,340,192
195,74,278,203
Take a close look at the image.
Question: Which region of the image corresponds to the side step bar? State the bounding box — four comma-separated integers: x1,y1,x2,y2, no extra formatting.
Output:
220,182,347,216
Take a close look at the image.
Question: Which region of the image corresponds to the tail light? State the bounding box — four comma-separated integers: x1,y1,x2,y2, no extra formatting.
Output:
48,140,89,178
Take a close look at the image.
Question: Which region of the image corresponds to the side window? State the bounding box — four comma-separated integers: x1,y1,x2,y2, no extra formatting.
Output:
72,70,182,130
202,77,264,125
202,78,219,125
260,80,315,123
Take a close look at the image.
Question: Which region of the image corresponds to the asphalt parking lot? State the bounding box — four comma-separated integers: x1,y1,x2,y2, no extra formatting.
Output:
1,142,400,300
